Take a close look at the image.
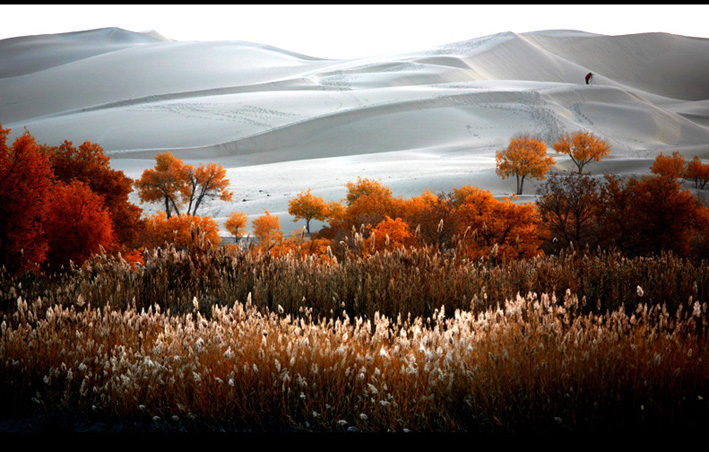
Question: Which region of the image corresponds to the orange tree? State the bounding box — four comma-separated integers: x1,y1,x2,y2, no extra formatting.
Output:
553,131,610,175
0,126,55,273
399,190,457,249
451,186,542,260
225,211,249,242
319,177,404,243
650,151,686,180
685,156,709,190
135,152,233,218
180,161,233,215
134,152,186,217
344,177,393,206
496,134,555,194
252,211,283,250
288,188,329,235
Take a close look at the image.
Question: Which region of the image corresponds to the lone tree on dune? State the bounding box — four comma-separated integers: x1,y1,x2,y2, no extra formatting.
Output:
288,189,329,235
180,161,233,216
134,152,186,218
496,134,555,195
553,131,610,175
135,152,232,217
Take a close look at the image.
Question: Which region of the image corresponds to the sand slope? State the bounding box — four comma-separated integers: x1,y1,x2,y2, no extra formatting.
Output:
1,28,708,235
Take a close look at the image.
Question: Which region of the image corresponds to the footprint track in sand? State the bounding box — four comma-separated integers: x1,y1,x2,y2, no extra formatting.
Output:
130,102,302,128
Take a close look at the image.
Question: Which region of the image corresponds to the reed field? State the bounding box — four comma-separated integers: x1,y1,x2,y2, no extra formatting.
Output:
1,245,709,435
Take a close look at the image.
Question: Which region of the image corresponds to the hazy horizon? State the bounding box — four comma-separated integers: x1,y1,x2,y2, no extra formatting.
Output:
1,4,708,59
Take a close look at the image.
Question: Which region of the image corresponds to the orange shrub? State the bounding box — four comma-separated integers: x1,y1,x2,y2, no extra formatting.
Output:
452,186,543,260
141,212,221,251
365,216,416,254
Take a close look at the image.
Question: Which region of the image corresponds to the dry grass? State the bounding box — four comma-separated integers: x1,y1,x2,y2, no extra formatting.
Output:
1,247,709,434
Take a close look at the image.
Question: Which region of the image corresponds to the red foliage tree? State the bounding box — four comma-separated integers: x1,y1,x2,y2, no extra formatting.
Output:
44,181,115,272
536,173,603,252
41,140,144,247
598,175,709,258
685,156,709,190
0,126,55,273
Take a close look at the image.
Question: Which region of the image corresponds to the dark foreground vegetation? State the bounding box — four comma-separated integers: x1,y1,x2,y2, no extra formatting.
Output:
2,246,708,435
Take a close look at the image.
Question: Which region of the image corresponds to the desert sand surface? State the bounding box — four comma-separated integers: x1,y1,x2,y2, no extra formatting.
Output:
2,27,708,236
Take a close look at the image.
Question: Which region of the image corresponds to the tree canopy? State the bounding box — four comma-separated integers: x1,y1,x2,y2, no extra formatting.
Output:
496,134,555,194
553,131,610,175
135,152,232,218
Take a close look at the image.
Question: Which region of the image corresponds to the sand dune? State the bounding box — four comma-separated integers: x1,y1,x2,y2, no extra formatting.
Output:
1,28,708,235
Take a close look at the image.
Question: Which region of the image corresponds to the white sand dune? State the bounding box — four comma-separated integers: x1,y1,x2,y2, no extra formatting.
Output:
1,28,708,236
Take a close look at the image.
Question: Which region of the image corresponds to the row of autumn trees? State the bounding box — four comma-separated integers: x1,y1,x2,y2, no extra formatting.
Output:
272,131,709,261
273,168,708,261
495,130,709,194
495,130,611,194
2,124,708,275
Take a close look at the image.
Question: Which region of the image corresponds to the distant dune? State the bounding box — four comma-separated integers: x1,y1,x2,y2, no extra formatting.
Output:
2,27,708,235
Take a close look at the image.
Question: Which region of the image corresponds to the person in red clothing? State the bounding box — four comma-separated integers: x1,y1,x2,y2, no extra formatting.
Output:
585,72,594,85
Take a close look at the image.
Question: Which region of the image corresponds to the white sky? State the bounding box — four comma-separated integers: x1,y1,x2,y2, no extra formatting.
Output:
2,4,708,59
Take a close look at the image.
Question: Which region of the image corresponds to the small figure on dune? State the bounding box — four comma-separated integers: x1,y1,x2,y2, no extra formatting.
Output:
585,72,594,85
